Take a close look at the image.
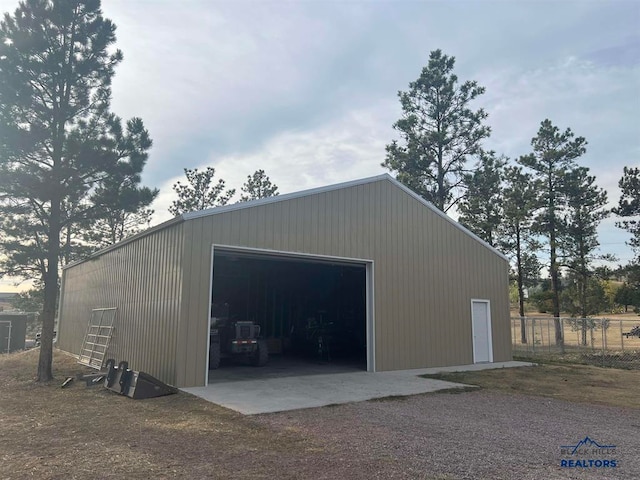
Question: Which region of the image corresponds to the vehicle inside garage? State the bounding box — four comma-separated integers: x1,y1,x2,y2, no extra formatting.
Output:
209,249,367,375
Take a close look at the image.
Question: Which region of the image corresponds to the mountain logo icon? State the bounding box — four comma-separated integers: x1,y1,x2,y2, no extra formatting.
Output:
561,436,616,455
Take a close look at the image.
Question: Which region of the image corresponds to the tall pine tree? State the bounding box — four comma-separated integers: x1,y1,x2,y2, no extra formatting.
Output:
519,119,587,349
501,164,541,343
560,167,609,344
383,50,490,212
0,0,154,381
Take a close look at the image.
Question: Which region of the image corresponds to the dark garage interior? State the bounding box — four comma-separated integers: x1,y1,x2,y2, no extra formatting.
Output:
209,250,367,374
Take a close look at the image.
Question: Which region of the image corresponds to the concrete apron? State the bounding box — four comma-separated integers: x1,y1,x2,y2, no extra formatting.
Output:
182,361,533,415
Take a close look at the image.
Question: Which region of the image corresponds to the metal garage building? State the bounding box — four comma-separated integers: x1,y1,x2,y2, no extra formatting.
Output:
57,174,512,388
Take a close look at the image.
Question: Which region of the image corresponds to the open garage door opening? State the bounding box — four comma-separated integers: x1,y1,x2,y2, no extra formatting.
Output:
208,247,372,381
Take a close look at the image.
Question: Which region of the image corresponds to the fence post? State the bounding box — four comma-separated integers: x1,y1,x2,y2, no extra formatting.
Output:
601,320,606,367
620,319,624,352
531,318,536,353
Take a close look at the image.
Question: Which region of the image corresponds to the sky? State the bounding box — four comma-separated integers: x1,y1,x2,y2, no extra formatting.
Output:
1,0,639,292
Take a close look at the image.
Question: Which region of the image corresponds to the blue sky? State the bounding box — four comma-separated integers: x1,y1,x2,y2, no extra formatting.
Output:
1,0,639,290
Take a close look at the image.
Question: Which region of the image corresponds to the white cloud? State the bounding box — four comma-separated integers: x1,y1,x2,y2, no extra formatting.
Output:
2,0,638,292
151,101,394,224
482,56,639,197
107,1,376,168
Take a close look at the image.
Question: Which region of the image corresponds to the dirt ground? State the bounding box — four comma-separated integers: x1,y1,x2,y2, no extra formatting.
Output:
1,349,638,479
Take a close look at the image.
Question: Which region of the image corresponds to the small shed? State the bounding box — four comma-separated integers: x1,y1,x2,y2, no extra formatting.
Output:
0,313,29,353
57,174,512,387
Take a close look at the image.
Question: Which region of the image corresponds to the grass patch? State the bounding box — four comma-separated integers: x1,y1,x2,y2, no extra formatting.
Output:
512,351,640,370
422,364,640,409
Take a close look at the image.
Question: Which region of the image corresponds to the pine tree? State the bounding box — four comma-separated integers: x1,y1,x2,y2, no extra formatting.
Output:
613,166,640,256
83,149,158,248
9,287,44,315
560,167,609,344
169,167,235,215
519,119,587,349
501,164,541,343
383,50,490,212
615,283,640,312
458,152,505,247
240,169,279,202
0,0,154,381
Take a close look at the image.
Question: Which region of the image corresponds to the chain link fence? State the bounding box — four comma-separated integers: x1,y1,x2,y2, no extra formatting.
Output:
511,316,640,369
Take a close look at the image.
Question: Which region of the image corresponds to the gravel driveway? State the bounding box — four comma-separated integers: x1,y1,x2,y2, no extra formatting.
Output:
254,390,639,479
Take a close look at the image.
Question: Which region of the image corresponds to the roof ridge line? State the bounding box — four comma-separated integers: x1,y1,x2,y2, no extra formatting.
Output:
181,173,393,220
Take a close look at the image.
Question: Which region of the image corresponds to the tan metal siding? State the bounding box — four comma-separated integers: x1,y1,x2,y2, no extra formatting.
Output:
174,178,510,386
57,222,184,386
59,177,511,388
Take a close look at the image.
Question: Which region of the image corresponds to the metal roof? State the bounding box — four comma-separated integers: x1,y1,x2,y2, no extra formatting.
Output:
64,173,507,268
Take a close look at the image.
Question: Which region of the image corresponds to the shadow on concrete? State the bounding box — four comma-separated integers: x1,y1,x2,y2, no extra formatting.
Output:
208,354,365,384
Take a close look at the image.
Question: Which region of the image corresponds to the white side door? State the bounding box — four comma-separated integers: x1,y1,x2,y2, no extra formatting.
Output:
471,299,493,363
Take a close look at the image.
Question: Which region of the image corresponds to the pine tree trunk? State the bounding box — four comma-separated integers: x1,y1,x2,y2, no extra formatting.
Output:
37,198,61,382
579,245,588,347
547,171,564,352
550,232,564,352
38,92,65,381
